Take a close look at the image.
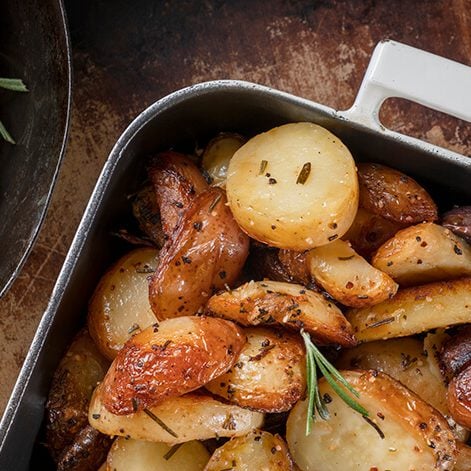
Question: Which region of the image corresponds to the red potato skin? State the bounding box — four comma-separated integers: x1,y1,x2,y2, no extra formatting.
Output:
448,363,471,429
149,187,249,320
101,317,246,415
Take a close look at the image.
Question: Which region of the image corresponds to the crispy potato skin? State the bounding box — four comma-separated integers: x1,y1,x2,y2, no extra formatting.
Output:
204,430,294,471
448,364,471,429
358,163,438,225
100,317,246,415
442,206,471,244
206,280,356,347
205,327,306,413
441,326,471,379
148,151,208,236
149,187,249,319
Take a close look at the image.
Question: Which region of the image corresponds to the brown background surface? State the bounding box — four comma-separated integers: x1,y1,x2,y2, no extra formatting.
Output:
1,0,471,414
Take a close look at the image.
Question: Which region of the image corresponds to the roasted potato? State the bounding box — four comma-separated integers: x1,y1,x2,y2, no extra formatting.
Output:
206,280,356,347
202,132,246,187
307,239,398,307
100,316,245,415
106,438,210,470
88,247,159,360
440,325,471,379
286,370,457,471
204,430,294,471
148,151,208,236
205,327,306,412
226,122,359,250
89,389,264,444
448,364,471,430
442,206,471,244
358,162,438,225
149,187,249,320
346,278,471,342
372,223,471,286
46,329,111,469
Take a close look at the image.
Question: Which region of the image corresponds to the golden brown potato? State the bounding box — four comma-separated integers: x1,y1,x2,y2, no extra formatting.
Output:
286,370,457,471
206,280,356,347
448,364,471,430
456,442,471,471
372,223,471,286
100,316,245,415
307,239,398,307
204,430,294,471
46,329,111,468
149,187,249,320
442,206,471,244
89,389,264,444
226,122,359,250
278,249,311,285
202,133,246,187
358,162,438,225
342,207,402,258
148,151,208,236
346,278,471,342
106,438,210,471
88,247,159,360
205,327,305,412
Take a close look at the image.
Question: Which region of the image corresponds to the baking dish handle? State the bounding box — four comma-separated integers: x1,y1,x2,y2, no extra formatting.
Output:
342,40,471,128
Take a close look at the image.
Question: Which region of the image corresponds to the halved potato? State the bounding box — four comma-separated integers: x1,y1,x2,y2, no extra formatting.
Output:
307,239,398,308
204,430,294,471
89,389,264,444
372,223,471,286
226,122,359,250
106,438,209,471
205,327,306,412
286,370,457,471
206,280,356,347
346,278,471,342
358,162,438,225
88,247,159,360
100,316,245,415
202,133,246,187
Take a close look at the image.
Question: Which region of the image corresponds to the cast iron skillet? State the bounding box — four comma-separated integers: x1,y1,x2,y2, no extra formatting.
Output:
0,0,72,297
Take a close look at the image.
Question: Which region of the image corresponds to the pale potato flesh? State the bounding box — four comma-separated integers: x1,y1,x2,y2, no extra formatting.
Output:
87,247,159,360
89,389,264,445
226,122,359,250
346,278,471,342
204,430,294,471
372,223,471,286
286,370,456,471
307,239,398,308
106,438,209,471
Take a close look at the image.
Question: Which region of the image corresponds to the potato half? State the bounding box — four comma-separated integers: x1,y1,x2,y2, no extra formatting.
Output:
204,430,294,471
205,327,306,412
89,389,264,444
346,278,471,342
88,247,159,360
286,370,456,471
226,122,359,250
106,438,210,471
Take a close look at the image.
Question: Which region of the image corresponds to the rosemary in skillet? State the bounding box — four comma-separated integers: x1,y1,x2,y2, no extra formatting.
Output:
0,77,28,144
301,330,368,435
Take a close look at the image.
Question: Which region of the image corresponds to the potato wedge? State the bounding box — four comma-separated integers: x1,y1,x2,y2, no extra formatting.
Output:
286,370,457,471
372,223,471,286
100,316,245,415
202,133,246,187
89,389,264,444
149,187,249,320
87,247,159,360
204,430,294,471
442,206,471,244
205,327,305,412
107,438,209,471
448,363,471,430
206,280,356,347
226,122,359,250
346,278,471,342
307,239,398,307
358,162,438,224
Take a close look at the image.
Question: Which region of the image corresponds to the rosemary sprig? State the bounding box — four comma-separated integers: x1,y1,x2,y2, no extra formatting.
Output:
0,78,28,144
301,330,368,435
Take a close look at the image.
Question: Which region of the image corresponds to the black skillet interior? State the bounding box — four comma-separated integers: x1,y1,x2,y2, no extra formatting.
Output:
0,82,468,469
0,0,71,297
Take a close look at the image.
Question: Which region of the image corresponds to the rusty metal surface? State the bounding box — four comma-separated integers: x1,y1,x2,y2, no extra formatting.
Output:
0,0,471,416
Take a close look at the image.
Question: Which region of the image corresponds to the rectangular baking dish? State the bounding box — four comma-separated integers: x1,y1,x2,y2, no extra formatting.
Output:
1,40,471,469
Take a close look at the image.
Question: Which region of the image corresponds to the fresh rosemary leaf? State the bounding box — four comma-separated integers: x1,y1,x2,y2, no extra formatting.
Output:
0,120,15,144
0,78,28,92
